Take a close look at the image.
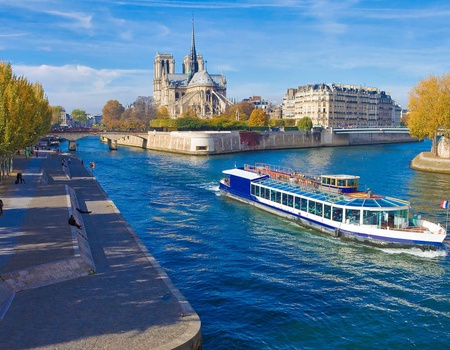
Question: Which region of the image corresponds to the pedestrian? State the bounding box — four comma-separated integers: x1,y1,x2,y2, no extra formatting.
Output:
68,215,82,229
0,199,3,215
16,172,25,184
61,158,66,167
35,150,39,158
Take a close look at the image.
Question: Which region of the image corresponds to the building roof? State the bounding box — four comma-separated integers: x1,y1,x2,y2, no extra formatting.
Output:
188,70,215,86
168,74,188,87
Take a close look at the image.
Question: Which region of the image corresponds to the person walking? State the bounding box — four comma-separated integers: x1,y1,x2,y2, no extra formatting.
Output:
16,172,25,184
0,199,3,215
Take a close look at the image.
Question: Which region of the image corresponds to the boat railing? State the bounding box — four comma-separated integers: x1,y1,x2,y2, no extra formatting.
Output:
247,163,295,176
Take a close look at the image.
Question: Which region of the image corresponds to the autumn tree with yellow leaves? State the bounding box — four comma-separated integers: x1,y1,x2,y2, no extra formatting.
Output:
0,61,52,171
248,108,269,127
408,73,450,156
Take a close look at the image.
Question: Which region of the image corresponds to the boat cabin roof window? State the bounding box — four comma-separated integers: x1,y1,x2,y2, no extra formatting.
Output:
321,175,359,188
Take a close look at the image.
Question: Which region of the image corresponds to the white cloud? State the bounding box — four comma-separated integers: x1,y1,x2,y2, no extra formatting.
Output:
12,64,152,114
44,10,93,30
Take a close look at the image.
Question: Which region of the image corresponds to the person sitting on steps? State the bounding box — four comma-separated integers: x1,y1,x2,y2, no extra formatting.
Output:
68,214,82,229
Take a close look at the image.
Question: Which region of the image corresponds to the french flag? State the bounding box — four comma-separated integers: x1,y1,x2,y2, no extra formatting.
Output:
441,200,449,209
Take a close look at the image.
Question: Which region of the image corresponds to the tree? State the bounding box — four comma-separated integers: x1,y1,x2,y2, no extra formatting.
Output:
51,106,63,125
225,101,254,121
408,74,450,155
297,117,313,131
248,108,269,127
0,61,52,174
156,106,170,119
133,96,155,122
102,100,124,129
268,118,285,127
71,109,88,123
181,108,197,118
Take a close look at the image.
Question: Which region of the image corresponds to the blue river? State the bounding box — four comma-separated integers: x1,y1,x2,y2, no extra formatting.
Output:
72,138,450,349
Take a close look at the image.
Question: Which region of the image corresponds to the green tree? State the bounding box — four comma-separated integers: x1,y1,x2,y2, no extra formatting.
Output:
71,109,88,123
102,100,124,129
408,73,450,155
176,112,203,130
248,108,269,126
268,118,285,127
297,117,313,131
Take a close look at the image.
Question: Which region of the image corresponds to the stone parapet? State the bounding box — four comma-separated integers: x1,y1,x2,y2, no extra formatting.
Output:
410,152,450,174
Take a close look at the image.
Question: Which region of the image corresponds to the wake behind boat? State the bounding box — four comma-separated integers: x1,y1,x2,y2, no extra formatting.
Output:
219,163,447,250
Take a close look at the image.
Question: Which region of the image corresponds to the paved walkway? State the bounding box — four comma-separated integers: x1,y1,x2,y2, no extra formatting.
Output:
0,151,201,349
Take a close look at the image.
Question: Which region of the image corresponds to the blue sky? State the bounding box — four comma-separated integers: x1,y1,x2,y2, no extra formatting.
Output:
2,0,450,114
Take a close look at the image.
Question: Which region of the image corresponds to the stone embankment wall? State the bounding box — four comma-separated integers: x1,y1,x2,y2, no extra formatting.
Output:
410,137,450,174
111,129,417,155
347,132,415,145
410,152,450,174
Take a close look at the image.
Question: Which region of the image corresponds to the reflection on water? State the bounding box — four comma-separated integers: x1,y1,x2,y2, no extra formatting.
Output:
408,170,450,225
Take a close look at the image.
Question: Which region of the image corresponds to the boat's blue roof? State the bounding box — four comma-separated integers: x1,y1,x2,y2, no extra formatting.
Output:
255,178,408,209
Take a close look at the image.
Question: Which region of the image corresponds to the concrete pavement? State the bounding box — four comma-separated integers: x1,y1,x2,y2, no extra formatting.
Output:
0,150,201,349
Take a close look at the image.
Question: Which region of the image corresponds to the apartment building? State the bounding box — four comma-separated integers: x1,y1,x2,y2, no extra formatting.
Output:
282,83,397,128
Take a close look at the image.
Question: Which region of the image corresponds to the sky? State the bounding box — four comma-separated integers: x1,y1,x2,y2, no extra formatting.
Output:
2,0,450,115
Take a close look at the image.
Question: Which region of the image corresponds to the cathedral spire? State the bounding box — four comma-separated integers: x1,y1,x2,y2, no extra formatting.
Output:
188,18,199,82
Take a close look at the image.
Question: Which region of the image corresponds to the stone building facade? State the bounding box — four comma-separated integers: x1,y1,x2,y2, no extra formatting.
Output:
153,22,233,118
282,83,398,128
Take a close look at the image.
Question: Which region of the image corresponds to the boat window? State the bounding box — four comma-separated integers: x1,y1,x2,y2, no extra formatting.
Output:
379,209,408,229
255,185,260,197
282,193,288,206
287,194,294,207
324,204,331,219
251,184,256,196
294,197,300,209
338,179,345,187
362,199,380,208
332,207,343,222
316,203,323,217
308,200,316,215
363,210,379,226
271,190,277,202
276,191,281,203
348,178,358,187
331,179,336,186
262,187,270,200
300,198,307,211
259,186,264,198
271,190,281,203
345,209,361,224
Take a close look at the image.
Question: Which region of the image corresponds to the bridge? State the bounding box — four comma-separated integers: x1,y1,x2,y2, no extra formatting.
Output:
48,131,148,151
332,127,410,134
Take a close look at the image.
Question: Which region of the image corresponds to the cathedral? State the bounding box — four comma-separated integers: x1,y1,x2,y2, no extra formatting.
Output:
153,22,233,118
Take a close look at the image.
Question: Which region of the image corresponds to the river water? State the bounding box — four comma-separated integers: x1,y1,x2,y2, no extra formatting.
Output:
72,138,450,349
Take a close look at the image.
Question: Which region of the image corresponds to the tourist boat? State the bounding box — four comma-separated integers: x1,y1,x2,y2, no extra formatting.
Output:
219,163,447,249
